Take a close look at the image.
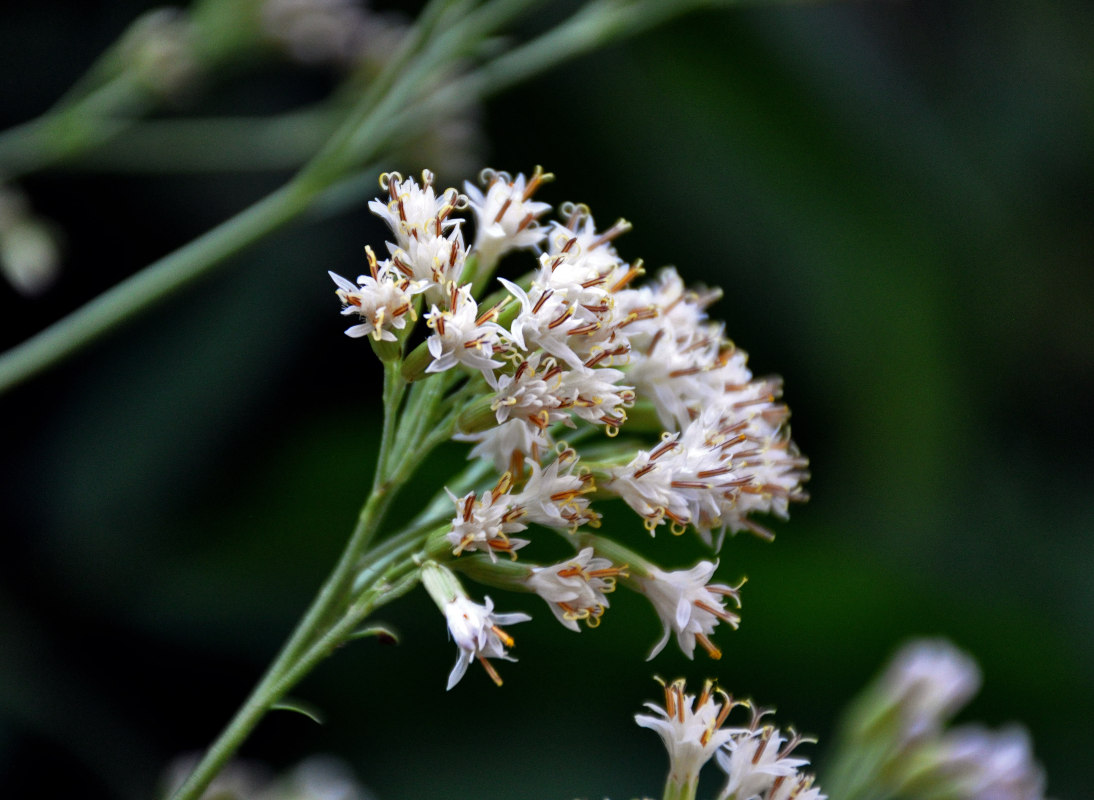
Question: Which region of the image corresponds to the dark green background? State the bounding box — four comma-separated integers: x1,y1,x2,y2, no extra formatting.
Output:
1,1,1091,798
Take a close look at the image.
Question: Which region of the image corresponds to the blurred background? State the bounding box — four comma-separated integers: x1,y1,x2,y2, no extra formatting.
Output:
1,0,1092,798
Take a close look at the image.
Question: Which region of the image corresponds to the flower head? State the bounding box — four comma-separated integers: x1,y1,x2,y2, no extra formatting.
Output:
926,725,1046,800
421,561,531,690
464,166,553,266
631,560,743,661
526,547,625,631
368,169,463,251
328,251,424,341
445,473,529,561
879,639,983,743
716,708,821,800
636,678,745,795
510,447,598,530
425,283,509,383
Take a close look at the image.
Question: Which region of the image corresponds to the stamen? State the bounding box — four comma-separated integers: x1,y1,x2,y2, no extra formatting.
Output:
478,655,504,687
696,633,723,660
493,196,513,225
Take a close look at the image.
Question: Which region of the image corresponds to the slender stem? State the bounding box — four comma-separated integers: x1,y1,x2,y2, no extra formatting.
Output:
169,517,446,800
65,109,338,173
0,76,147,179
0,177,321,394
169,360,415,800
375,360,408,489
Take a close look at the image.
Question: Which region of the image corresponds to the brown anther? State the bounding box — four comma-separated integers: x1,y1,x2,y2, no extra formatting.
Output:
695,599,736,623
609,262,645,292
697,467,733,479
476,304,501,326
590,219,632,250
493,472,514,500
462,493,476,522
696,633,723,660
568,322,600,336
392,255,414,278
671,480,713,490
619,307,658,328
493,196,513,225
547,308,573,330
503,449,524,480
649,438,678,461
365,245,381,279
528,288,552,315
522,165,554,200
478,655,504,687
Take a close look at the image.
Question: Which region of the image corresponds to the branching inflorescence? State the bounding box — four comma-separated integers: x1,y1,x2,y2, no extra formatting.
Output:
330,167,810,688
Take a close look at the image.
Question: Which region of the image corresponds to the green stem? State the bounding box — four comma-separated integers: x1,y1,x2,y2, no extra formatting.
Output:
168,362,418,800
0,176,321,394
169,520,446,800
65,109,338,173
0,76,147,179
376,360,408,489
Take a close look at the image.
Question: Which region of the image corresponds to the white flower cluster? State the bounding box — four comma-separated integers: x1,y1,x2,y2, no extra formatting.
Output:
332,167,806,538
636,679,825,800
332,168,809,684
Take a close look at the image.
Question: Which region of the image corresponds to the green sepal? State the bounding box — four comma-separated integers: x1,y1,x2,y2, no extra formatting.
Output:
270,698,324,725
346,624,400,645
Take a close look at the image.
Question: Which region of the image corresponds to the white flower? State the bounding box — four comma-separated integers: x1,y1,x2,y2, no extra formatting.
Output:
882,639,982,743
386,221,467,295
608,403,807,547
491,352,571,430
716,717,818,800
420,561,531,690
464,167,552,266
632,560,742,660
932,725,1046,800
368,169,462,251
454,418,552,475
498,275,587,368
445,473,529,561
509,447,597,530
636,678,745,794
544,212,632,285
442,594,531,689
424,283,509,382
498,237,640,370
526,547,623,631
491,353,634,438
555,364,634,430
328,255,424,341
